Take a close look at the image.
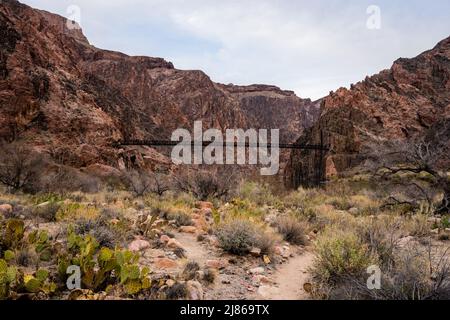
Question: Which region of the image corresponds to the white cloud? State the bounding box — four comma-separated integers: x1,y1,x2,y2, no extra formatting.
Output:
20,0,450,99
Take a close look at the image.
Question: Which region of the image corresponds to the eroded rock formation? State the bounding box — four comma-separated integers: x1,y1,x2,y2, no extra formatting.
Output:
286,36,450,188
0,0,319,175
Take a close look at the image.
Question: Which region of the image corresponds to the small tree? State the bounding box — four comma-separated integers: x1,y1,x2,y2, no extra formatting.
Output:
122,170,170,197
174,167,237,201
367,122,450,214
0,143,42,193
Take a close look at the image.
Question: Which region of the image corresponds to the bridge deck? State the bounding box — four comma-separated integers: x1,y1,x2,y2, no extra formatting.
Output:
118,140,329,151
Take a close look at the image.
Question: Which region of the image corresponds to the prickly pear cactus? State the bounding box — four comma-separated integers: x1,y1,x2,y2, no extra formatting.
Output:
2,219,25,249
0,259,17,300
28,230,53,262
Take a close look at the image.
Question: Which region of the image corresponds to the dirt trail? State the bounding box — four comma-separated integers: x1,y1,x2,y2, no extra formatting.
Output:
174,232,210,265
256,250,315,300
173,231,316,300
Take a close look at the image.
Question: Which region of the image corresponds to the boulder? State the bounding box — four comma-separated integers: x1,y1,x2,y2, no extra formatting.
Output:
252,275,272,286
206,259,229,269
179,226,197,234
167,238,184,250
207,235,220,247
398,236,415,248
0,204,13,215
166,279,176,287
197,202,213,210
201,208,213,217
250,247,262,257
128,239,151,252
160,234,171,243
249,267,265,275
186,280,204,300
154,258,179,269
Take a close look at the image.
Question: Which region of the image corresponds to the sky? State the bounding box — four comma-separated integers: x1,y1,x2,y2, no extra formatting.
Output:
21,0,450,100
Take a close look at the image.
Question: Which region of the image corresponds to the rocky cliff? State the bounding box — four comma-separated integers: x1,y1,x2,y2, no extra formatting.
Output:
286,36,450,188
0,0,319,174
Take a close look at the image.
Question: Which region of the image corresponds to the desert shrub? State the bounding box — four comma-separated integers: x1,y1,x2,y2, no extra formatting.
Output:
160,210,193,227
122,170,170,197
14,248,37,267
237,181,281,207
377,248,450,300
332,246,450,300
327,197,353,211
56,203,100,221
31,193,65,204
0,143,43,193
349,194,380,216
311,205,358,233
215,219,274,255
100,207,122,220
202,267,217,284
215,219,256,255
438,233,450,241
182,261,200,281
39,167,100,194
32,202,61,222
275,215,308,245
220,198,265,220
405,214,431,237
173,247,186,259
356,217,401,268
313,228,377,284
441,216,450,229
253,231,276,255
165,282,187,300
174,169,236,201
282,188,325,210
74,219,118,248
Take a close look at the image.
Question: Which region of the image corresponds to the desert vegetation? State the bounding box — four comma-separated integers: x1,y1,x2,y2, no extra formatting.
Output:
0,142,449,301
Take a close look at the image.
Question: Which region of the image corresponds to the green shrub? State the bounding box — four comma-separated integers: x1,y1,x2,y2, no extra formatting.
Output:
237,182,281,207
56,203,100,221
355,218,400,268
275,215,308,245
215,219,274,255
313,228,377,283
327,197,353,211
164,211,193,227
328,247,450,300
33,202,61,222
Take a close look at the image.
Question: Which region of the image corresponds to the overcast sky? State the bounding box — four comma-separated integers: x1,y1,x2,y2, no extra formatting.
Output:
21,0,450,100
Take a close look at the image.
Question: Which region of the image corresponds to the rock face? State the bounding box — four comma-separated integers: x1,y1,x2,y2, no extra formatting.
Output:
0,0,319,174
220,84,321,143
286,36,450,188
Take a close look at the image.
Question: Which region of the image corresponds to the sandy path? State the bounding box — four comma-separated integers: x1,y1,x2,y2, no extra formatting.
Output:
173,231,315,300
256,250,315,300
174,232,209,265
